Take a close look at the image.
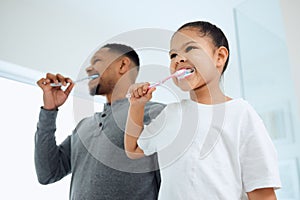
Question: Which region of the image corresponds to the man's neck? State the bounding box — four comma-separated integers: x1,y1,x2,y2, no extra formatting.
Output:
105,91,127,104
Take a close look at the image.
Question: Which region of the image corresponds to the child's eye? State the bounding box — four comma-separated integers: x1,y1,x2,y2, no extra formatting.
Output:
186,46,197,52
170,53,177,59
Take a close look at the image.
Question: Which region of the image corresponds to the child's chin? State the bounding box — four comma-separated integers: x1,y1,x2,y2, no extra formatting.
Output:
176,80,193,90
178,84,193,92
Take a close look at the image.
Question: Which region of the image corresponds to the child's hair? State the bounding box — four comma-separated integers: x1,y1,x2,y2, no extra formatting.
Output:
177,21,230,75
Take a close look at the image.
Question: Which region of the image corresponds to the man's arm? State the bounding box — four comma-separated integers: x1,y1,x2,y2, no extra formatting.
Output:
34,108,71,184
35,73,74,184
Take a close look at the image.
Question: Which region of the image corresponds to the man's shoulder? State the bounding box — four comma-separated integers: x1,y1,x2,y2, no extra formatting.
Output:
75,114,98,128
146,101,166,108
143,101,166,123
145,101,166,112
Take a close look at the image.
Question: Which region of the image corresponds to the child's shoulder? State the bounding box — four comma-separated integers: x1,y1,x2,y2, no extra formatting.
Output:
228,98,263,123
163,98,257,114
228,98,250,109
165,99,193,109
223,98,257,114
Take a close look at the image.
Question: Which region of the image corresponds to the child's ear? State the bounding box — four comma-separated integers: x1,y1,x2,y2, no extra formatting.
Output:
119,57,131,75
216,46,229,73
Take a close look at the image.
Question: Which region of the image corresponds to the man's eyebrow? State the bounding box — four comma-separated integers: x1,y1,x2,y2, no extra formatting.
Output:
91,54,101,63
169,41,198,54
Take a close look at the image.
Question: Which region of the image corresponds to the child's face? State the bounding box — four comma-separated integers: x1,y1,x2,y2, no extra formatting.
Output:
169,28,222,91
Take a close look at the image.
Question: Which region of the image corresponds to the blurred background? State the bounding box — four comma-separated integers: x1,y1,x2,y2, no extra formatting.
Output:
0,0,299,199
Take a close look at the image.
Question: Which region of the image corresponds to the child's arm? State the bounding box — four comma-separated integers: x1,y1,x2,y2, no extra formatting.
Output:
125,83,156,159
247,187,277,200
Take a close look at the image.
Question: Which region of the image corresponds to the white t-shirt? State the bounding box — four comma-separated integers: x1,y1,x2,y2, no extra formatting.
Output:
138,99,281,200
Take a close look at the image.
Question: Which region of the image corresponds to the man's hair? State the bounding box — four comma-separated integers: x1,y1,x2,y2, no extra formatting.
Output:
177,21,230,75
102,43,140,71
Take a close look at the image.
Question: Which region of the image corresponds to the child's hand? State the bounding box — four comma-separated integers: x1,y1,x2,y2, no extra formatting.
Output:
127,82,156,105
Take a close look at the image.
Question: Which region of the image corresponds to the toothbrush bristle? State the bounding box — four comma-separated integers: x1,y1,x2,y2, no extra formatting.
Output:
89,74,99,79
177,69,193,80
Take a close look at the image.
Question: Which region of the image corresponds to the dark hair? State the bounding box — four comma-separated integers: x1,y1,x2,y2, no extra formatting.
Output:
101,43,140,71
177,21,230,74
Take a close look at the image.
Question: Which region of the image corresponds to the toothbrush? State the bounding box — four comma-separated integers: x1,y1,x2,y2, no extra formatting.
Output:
49,74,99,87
126,68,193,98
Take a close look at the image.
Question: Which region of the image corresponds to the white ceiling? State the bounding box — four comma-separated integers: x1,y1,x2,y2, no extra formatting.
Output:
0,0,297,102
0,0,239,75
0,0,249,99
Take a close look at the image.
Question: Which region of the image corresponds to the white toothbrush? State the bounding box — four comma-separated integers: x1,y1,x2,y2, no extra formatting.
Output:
49,74,99,87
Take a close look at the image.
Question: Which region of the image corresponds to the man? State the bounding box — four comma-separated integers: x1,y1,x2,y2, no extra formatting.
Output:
35,43,165,200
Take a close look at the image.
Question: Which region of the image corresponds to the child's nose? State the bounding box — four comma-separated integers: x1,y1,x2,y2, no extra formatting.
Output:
175,54,187,64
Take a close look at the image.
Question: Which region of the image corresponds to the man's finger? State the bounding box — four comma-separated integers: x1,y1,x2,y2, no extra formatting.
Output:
64,82,75,96
57,73,67,86
37,78,49,88
46,73,59,84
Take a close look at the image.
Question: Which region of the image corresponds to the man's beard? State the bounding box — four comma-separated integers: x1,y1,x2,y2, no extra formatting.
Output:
89,84,101,96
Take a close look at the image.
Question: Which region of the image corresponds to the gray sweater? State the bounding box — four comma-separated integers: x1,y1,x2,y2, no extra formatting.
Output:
35,98,165,200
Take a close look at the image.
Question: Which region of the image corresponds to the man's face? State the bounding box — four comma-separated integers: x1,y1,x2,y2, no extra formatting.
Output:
86,48,121,96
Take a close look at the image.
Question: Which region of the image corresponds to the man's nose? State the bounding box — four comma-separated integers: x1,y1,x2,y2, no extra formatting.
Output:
85,65,93,73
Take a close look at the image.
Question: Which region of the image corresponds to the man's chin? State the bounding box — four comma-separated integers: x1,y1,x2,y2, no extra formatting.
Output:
89,84,105,96
89,91,96,96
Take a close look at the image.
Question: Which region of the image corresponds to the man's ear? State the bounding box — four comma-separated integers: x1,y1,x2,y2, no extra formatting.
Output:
119,56,131,75
216,46,229,73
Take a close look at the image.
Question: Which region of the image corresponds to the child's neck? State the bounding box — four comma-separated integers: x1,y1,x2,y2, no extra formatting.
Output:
189,84,231,105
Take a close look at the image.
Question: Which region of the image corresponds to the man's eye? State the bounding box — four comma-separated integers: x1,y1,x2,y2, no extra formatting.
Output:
186,46,197,52
170,53,177,59
93,59,101,64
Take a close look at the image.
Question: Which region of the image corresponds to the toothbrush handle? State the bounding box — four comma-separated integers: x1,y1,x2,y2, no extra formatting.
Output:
50,83,63,87
126,70,187,98
148,82,162,89
126,82,158,98
148,74,175,89
49,76,89,87
126,73,178,97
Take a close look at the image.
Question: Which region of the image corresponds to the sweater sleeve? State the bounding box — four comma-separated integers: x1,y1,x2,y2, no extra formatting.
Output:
34,108,71,185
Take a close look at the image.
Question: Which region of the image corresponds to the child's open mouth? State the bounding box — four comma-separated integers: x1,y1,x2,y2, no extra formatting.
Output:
177,68,195,80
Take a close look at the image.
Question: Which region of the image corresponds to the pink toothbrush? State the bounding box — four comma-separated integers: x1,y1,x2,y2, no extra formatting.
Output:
126,68,193,98
148,68,193,89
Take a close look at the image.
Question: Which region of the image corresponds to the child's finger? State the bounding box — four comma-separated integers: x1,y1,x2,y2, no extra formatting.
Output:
147,87,156,96
137,86,144,96
143,83,150,93
133,87,140,98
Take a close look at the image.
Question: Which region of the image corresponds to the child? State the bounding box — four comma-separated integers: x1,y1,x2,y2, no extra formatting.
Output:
125,21,281,200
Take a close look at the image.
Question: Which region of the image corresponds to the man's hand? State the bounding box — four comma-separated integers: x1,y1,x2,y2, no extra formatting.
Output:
37,73,75,110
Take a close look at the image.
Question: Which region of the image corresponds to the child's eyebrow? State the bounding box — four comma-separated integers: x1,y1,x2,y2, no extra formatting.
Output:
169,41,198,54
